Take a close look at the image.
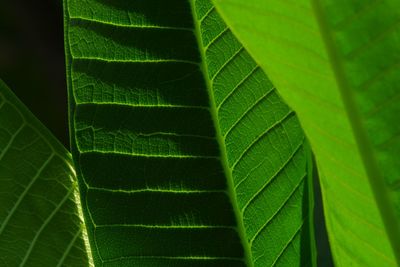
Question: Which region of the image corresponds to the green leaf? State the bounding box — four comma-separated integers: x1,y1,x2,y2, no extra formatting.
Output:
192,1,317,266
64,0,315,266
0,79,90,266
212,0,400,266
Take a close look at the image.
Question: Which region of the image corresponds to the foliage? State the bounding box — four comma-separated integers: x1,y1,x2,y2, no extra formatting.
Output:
0,80,89,266
0,0,398,266
64,0,314,266
212,0,400,265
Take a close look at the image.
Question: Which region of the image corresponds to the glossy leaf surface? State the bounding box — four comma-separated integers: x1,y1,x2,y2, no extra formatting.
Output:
212,0,400,266
0,80,89,266
64,0,314,266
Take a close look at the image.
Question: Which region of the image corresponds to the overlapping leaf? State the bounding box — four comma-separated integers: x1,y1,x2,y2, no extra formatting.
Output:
213,0,400,265
193,0,316,266
0,80,90,266
64,0,315,266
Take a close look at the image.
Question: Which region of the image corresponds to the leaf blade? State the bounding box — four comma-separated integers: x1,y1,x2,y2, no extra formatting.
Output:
212,0,400,265
64,0,315,266
192,1,317,266
0,80,90,266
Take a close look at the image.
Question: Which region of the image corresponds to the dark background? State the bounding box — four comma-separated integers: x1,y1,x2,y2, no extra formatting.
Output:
0,0,69,146
0,1,333,265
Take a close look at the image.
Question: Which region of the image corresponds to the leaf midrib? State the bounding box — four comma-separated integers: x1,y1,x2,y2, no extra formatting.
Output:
190,1,253,266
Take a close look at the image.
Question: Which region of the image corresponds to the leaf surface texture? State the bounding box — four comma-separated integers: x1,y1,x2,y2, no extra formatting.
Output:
64,0,315,266
0,80,90,266
212,0,400,266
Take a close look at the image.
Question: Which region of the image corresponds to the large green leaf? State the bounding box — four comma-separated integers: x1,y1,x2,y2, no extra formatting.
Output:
212,0,400,266
0,80,90,266
64,0,315,266
192,1,317,266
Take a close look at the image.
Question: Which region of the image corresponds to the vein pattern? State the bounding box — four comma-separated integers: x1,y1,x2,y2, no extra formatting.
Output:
64,0,314,266
212,0,400,265
193,1,315,266
65,1,244,266
0,80,89,266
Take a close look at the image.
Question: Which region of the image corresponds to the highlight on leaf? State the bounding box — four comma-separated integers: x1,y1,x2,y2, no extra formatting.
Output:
1,0,398,266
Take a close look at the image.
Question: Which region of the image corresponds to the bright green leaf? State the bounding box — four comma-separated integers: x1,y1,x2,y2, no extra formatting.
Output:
212,0,400,266
0,80,90,266
64,0,315,266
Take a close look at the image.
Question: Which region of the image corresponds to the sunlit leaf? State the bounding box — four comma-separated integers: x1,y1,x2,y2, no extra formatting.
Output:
212,0,400,265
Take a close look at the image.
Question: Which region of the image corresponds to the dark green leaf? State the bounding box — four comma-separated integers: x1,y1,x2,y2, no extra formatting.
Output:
0,80,90,266
64,0,315,266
